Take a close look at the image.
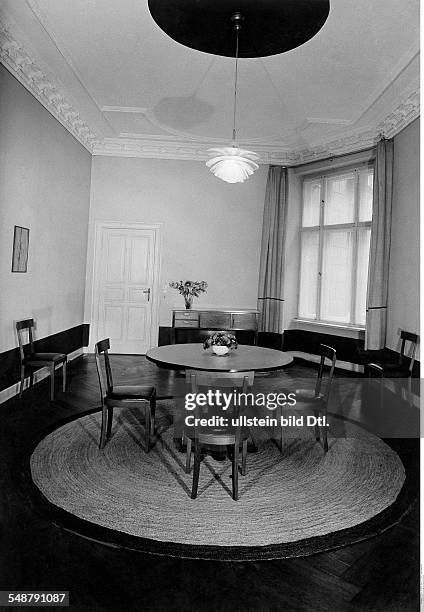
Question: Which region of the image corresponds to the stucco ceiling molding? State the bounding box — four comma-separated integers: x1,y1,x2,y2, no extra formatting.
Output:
297,87,420,164
296,130,378,164
92,137,301,165
376,89,420,139
0,22,99,152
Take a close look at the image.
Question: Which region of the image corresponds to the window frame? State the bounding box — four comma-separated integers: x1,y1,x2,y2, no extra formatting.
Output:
297,162,374,328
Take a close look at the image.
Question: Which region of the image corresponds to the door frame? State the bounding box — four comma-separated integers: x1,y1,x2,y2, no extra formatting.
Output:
89,221,162,354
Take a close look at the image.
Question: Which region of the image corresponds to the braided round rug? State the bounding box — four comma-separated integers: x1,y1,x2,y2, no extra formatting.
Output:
30,401,408,560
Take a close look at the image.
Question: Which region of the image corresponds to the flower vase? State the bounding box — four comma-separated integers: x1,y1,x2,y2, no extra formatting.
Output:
184,295,193,309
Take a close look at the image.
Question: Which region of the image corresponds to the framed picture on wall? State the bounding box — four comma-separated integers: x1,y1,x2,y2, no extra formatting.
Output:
11,225,30,273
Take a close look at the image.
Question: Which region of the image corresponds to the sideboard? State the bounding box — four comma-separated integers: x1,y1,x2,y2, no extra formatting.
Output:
170,309,259,345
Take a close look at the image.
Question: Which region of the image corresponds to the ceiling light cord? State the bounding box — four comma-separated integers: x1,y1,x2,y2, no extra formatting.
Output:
232,26,239,144
206,11,259,183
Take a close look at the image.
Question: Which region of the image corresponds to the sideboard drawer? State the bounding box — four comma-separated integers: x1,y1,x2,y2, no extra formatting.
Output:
174,311,199,321
199,312,232,329
231,312,258,330
174,319,199,328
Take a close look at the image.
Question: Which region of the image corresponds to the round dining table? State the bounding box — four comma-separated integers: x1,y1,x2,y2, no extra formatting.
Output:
146,343,293,372
146,343,292,453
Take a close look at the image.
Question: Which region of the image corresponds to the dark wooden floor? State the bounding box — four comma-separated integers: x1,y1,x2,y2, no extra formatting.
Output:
0,355,419,612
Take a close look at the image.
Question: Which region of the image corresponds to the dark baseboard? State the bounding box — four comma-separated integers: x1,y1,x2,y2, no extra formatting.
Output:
158,327,257,346
158,327,172,346
282,329,420,376
366,347,420,378
0,323,89,393
257,332,284,350
160,327,361,360
82,323,90,348
282,329,364,363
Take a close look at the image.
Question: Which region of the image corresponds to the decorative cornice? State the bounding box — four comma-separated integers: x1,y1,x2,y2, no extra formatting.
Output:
296,88,420,164
0,23,98,152
299,129,382,164
92,137,301,165
376,89,420,138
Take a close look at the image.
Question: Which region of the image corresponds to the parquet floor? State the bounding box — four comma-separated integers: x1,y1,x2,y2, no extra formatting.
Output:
0,355,419,611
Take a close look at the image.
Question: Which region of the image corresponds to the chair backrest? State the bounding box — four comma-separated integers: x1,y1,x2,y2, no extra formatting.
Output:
399,330,418,369
186,370,254,393
315,344,337,403
185,370,255,442
16,319,35,361
186,370,254,419
94,339,114,401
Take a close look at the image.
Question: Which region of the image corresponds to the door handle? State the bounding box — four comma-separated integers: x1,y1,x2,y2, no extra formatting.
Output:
142,288,151,301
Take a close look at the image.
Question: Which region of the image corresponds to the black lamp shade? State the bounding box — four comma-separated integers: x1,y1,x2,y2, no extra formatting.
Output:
148,0,330,58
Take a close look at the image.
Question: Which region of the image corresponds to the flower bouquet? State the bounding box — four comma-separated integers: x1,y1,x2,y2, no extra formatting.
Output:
203,331,238,356
169,280,208,309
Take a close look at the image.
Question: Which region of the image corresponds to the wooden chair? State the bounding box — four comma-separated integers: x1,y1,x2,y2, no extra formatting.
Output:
366,330,418,378
184,370,254,501
16,319,67,401
94,339,156,451
282,344,336,453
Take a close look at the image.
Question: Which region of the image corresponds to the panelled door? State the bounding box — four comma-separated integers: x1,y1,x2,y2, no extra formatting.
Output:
95,226,158,354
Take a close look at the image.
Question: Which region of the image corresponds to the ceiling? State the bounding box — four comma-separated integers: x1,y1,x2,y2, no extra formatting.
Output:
0,0,419,165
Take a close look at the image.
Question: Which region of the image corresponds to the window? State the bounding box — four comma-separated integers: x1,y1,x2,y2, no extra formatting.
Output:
298,165,373,327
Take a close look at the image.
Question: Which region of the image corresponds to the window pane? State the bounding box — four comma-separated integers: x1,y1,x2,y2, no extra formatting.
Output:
320,230,353,323
355,228,371,325
324,172,355,225
358,166,374,222
299,232,319,318
302,180,321,227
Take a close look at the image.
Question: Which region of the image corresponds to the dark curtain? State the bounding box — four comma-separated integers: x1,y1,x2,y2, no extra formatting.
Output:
257,166,288,334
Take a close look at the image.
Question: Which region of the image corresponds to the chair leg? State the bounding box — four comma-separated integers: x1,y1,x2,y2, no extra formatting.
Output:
150,395,156,435
144,402,152,453
19,365,25,398
50,363,55,401
232,442,239,501
191,438,201,499
406,376,413,407
322,410,328,452
185,437,192,473
106,406,114,439
241,439,247,476
314,409,320,442
322,424,328,452
280,406,284,453
62,359,67,392
100,405,108,449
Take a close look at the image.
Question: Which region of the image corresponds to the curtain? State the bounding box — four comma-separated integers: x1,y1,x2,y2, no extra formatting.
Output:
257,166,288,334
365,138,394,350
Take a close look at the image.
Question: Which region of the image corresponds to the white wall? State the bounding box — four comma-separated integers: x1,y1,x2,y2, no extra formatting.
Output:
87,156,268,327
386,118,420,354
0,65,92,352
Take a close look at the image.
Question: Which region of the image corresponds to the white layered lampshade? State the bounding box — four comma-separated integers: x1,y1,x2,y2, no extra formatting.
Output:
206,146,260,183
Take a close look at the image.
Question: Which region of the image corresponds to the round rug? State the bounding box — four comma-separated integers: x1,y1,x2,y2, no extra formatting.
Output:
30,401,407,560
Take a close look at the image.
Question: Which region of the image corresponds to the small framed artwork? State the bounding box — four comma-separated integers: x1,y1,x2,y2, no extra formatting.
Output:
12,226,30,273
